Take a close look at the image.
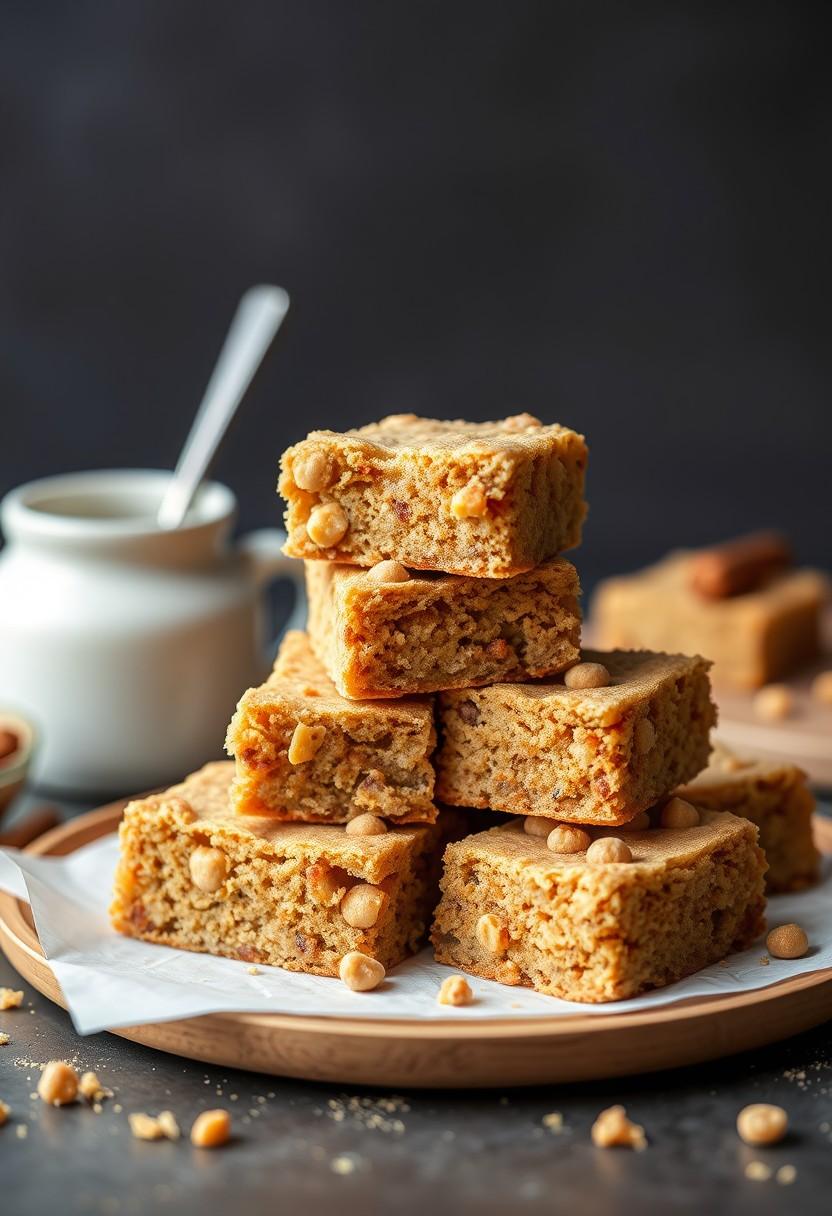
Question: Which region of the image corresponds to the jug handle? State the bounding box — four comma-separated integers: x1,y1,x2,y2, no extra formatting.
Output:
237,528,306,663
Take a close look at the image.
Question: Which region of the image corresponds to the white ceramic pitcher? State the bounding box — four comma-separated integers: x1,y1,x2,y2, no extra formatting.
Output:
0,469,305,795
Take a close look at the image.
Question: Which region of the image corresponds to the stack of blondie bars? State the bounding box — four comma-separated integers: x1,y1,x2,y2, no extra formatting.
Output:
112,412,817,1004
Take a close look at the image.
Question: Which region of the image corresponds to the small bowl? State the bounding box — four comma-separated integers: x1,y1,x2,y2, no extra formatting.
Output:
0,713,36,820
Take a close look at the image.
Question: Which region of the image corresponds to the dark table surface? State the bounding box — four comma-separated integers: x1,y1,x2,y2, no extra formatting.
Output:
3,793,831,1215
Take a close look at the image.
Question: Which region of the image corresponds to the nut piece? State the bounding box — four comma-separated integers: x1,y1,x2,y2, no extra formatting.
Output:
345,813,388,837
38,1061,79,1106
437,976,474,1007
634,718,656,755
564,662,610,690
288,721,326,765
737,1103,788,1146
591,1105,647,1150
450,479,488,519
753,684,794,722
503,413,542,431
523,815,560,838
0,988,23,1010
292,450,331,492
128,1112,165,1141
547,825,591,854
628,812,651,831
659,797,700,829
476,913,509,955
191,1109,231,1148
811,670,832,706
766,923,809,960
339,951,386,992
157,1110,181,1140
79,1072,112,1103
189,846,229,894
306,502,348,548
586,837,633,864
340,884,387,929
365,560,411,584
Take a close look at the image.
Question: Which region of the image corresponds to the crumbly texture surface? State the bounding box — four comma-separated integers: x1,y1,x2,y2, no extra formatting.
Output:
592,552,827,688
279,414,588,578
431,811,767,1003
226,631,437,823
436,649,716,824
305,557,582,699
677,744,820,893
110,762,448,975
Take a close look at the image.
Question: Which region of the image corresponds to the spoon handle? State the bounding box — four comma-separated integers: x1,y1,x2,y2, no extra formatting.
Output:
157,285,290,529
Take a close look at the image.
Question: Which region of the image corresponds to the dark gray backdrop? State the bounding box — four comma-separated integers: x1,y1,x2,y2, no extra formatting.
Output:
1,1,829,592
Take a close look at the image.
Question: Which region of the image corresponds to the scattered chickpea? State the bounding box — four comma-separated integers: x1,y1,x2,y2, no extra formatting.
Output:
634,718,656,754
766,924,809,960
188,846,229,894
523,815,559,838
627,812,651,831
191,1109,231,1148
475,913,509,955
547,825,591,854
591,1105,647,1150
0,988,23,1011
346,813,388,837
660,797,700,829
340,884,387,929
437,976,474,1007
450,480,488,519
811,671,832,706
564,662,610,690
753,684,794,722
365,560,411,584
292,450,331,493
287,721,326,765
37,1061,79,1106
737,1103,788,1146
339,951,386,992
306,502,348,548
586,837,632,864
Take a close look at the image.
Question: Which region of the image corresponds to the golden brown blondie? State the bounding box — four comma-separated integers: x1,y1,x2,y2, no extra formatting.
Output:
305,556,581,699
111,762,448,976
676,744,820,892
279,413,588,578
431,811,767,1002
436,650,716,825
226,631,436,823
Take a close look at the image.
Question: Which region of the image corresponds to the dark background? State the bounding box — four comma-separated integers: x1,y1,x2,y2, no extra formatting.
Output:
1,1,830,592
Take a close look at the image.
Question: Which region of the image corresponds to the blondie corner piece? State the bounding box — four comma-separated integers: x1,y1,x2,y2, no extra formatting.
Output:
677,744,820,893
305,557,582,699
279,413,588,578
436,650,717,825
226,631,437,823
431,812,767,1003
111,762,448,976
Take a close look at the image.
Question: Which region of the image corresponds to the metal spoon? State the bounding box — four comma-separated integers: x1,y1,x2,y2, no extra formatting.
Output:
157,284,290,529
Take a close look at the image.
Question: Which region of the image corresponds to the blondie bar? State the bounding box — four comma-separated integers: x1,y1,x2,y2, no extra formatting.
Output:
431,811,766,1002
305,556,581,699
111,762,447,975
592,545,827,688
677,744,820,892
279,413,588,578
226,631,436,823
436,650,716,825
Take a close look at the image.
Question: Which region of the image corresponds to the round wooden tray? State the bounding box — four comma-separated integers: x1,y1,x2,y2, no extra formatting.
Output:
2,803,832,1088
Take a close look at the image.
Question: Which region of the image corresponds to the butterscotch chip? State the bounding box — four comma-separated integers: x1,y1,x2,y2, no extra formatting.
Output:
591,1105,647,1150
340,884,386,929
450,479,488,519
339,951,386,991
660,797,700,829
0,988,23,1011
634,718,656,754
766,923,809,959
547,825,590,854
753,684,794,721
345,813,388,837
0,1099,9,1126
37,1061,79,1106
523,815,560,838
437,975,474,1006
287,721,326,765
737,1103,788,1146
292,450,332,493
627,812,651,830
586,837,632,864
475,913,509,954
811,671,832,706
365,560,411,584
306,502,348,548
191,1109,231,1148
564,662,610,690
188,846,228,894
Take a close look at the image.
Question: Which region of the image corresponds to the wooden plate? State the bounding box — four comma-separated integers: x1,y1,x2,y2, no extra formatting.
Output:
2,803,832,1088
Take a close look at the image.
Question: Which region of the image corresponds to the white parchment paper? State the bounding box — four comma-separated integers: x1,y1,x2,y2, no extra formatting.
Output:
1,833,831,1035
